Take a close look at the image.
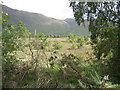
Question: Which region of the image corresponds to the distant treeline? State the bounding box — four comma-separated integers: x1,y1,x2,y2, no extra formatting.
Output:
29,33,90,38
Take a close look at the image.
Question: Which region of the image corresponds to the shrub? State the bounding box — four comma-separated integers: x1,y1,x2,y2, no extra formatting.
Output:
53,41,63,50
71,43,78,49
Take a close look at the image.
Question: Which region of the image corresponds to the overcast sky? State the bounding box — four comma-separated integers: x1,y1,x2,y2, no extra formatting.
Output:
2,0,74,20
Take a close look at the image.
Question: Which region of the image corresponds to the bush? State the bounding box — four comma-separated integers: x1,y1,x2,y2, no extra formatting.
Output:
71,43,78,49
76,36,85,46
34,33,50,50
53,41,63,50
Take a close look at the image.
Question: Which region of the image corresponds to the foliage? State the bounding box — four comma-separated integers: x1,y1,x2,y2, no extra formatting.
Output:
53,41,63,50
68,34,89,46
71,43,78,49
2,12,120,88
69,35,89,49
68,33,76,43
2,13,18,72
35,33,50,50
16,21,30,38
70,1,120,82
76,36,85,47
2,13,31,87
2,24,18,71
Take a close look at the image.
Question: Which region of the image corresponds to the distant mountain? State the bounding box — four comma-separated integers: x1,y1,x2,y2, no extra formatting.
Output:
2,5,90,36
64,18,77,28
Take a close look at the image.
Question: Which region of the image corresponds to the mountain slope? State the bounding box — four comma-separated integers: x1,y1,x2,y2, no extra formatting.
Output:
2,5,90,36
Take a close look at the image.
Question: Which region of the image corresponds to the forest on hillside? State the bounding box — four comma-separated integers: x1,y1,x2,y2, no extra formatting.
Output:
1,1,120,89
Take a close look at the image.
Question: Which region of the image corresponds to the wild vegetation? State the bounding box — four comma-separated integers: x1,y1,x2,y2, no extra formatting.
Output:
70,1,120,84
1,1,120,89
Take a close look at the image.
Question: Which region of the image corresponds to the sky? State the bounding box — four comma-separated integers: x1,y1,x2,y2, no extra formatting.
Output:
1,0,74,20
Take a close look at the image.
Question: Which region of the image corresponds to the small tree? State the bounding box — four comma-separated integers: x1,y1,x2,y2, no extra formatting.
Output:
16,21,30,38
35,33,50,50
53,41,63,50
76,36,85,47
71,43,78,49
2,13,31,87
68,33,76,43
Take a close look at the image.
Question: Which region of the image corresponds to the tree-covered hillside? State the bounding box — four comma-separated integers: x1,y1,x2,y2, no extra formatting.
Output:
2,5,90,36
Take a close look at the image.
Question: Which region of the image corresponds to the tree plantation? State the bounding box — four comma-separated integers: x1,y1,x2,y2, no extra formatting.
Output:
1,1,120,89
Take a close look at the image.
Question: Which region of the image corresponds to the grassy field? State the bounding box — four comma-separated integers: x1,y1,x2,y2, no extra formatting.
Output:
4,37,120,88
16,37,93,62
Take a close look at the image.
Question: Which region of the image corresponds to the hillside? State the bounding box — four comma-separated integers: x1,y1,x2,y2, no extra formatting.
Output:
2,5,90,36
